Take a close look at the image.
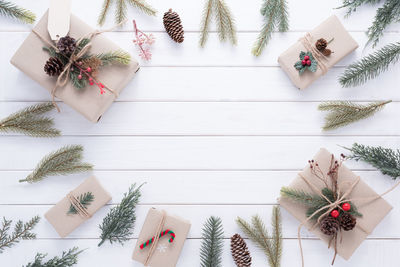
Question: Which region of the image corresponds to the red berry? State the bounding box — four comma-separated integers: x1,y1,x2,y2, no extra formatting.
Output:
301,60,306,66
89,77,93,82
330,210,339,218
342,203,351,211
77,74,82,80
304,55,310,60
87,67,92,72
100,83,104,88
306,60,311,66
89,81,94,86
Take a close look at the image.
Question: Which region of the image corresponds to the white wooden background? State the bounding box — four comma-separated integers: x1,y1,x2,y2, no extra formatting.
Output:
0,0,400,266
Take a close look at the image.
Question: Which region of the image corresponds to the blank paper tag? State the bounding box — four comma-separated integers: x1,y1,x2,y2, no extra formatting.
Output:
48,0,71,41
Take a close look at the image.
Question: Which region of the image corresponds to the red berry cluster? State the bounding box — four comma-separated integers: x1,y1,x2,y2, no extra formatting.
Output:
301,55,311,66
75,64,106,94
330,202,351,218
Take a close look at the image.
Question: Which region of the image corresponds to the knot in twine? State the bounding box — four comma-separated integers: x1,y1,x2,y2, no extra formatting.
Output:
144,210,167,266
67,192,92,219
299,33,328,74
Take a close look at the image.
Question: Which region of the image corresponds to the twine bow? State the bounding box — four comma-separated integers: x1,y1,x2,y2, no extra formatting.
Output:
299,33,329,74
144,210,167,266
67,192,92,219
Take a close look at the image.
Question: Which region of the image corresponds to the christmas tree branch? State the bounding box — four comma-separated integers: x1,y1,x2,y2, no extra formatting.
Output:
199,0,214,47
0,0,36,24
277,0,289,32
280,187,326,207
214,0,237,45
337,0,382,17
96,50,131,65
23,247,83,267
68,192,95,215
127,0,156,17
200,216,224,267
98,0,113,26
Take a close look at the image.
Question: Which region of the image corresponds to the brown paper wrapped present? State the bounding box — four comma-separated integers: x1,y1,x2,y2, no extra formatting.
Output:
132,208,191,267
10,11,139,122
279,148,393,261
278,15,358,89
45,176,111,237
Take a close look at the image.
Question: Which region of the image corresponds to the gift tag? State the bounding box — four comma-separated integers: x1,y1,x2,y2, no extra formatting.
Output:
48,0,71,41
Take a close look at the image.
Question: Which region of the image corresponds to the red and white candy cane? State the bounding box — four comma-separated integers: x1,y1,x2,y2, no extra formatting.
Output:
140,229,176,250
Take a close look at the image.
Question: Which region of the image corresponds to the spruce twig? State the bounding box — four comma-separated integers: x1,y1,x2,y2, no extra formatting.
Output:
0,102,60,138
96,50,131,65
318,100,391,131
68,192,95,215
199,0,214,47
337,0,382,17
280,187,326,207
98,0,113,26
0,216,40,253
127,0,157,17
23,247,83,267
19,145,93,183
98,183,144,246
0,0,36,24
200,216,224,267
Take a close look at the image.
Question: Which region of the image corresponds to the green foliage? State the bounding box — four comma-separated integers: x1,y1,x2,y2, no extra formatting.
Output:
68,192,95,215
318,100,391,131
252,0,289,56
199,216,224,267
0,0,36,24
339,42,400,87
294,51,317,74
98,183,144,246
199,0,213,47
344,143,400,179
236,206,282,267
23,247,83,267
69,68,87,90
96,50,131,65
0,102,60,138
0,216,40,253
337,0,382,17
19,145,93,183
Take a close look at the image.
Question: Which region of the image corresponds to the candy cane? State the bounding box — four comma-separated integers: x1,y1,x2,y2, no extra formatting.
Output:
140,229,176,250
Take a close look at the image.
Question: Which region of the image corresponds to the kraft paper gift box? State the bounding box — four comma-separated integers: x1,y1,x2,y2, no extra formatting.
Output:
279,148,393,260
10,11,139,122
45,176,111,237
132,208,191,267
278,15,358,89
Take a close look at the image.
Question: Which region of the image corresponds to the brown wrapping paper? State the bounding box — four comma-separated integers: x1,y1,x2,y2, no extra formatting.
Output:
279,148,393,260
278,15,358,89
10,11,140,122
132,208,191,267
45,176,111,237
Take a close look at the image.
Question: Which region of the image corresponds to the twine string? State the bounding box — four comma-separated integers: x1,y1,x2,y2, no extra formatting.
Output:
144,210,167,266
67,192,91,218
299,33,328,74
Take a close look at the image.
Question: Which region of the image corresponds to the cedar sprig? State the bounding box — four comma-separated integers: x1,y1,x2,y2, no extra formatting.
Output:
19,145,93,183
0,0,36,24
236,206,282,267
339,42,400,87
0,216,40,253
0,102,60,138
68,192,95,215
200,216,224,267
344,143,400,179
98,183,144,246
318,100,391,131
23,247,83,267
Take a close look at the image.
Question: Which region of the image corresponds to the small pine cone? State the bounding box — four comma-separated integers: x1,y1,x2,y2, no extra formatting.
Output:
322,48,332,57
339,213,356,231
231,234,252,267
44,57,64,76
320,216,340,236
315,38,328,51
57,36,77,56
163,9,184,43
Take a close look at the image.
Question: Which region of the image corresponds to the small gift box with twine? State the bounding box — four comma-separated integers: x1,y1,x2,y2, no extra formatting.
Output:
45,176,111,237
132,208,191,267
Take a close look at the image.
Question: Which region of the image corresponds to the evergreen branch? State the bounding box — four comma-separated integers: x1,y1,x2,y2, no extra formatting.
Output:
0,102,60,138
336,0,382,17
68,192,95,215
19,145,93,183
127,0,157,17
116,0,127,24
271,207,282,267
214,0,237,45
0,216,40,253
98,0,113,26
318,100,391,131
96,50,131,65
98,183,144,246
277,0,289,32
200,216,224,267
0,0,36,24
24,247,83,267
280,187,327,207
339,42,400,87
252,215,275,267
199,0,214,47
344,143,400,179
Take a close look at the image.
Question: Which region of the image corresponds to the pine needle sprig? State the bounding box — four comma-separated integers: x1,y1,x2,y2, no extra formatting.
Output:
127,0,157,17
318,100,391,131
19,145,93,183
337,0,382,17
0,102,60,138
96,50,131,65
214,0,237,45
98,183,144,246
0,216,40,253
0,0,36,24
68,192,95,215
24,247,83,267
277,0,289,32
98,0,113,26
116,0,127,26
199,0,214,47
344,143,400,179
280,187,326,207
339,42,400,87
200,216,224,267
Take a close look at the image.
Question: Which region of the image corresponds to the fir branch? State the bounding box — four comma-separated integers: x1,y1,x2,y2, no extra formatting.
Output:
318,100,391,131
337,0,382,17
344,143,400,179
19,145,93,183
200,216,224,267
280,187,327,207
0,0,36,24
271,207,282,267
339,42,400,87
0,216,40,253
98,0,114,26
98,183,144,246
96,50,131,65
0,102,60,138
214,0,237,45
116,0,127,24
127,0,157,17
68,192,95,215
199,0,214,47
277,0,289,32
24,247,83,267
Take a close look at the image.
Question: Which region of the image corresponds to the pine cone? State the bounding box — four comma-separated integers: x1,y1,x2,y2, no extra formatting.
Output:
320,216,340,236
339,213,356,231
163,9,184,43
57,36,77,56
322,48,332,57
44,57,64,76
315,38,328,51
231,234,252,267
